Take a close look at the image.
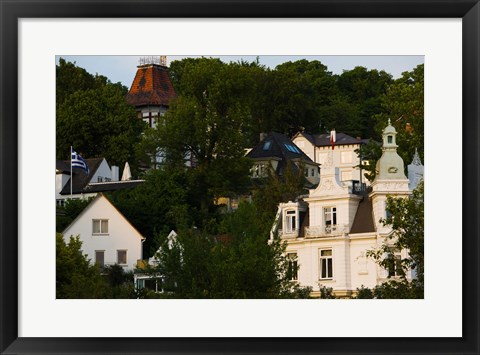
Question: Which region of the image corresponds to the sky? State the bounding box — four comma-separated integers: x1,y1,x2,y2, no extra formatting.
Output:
56,55,424,89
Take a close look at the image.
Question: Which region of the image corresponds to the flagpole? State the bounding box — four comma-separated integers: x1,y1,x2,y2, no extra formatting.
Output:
70,146,73,197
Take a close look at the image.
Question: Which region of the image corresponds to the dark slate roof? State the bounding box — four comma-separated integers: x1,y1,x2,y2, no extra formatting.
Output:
59,158,104,195
349,196,376,234
83,180,144,193
126,64,177,107
247,132,317,177
312,132,363,147
56,160,71,174
247,132,315,162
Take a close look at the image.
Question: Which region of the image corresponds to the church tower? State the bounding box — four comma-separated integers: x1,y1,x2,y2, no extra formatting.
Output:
369,119,411,235
126,56,177,128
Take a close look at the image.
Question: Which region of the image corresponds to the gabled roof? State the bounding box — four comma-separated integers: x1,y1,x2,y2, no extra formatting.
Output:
247,132,315,162
126,64,177,107
60,158,104,195
56,160,71,174
247,132,317,177
62,193,145,240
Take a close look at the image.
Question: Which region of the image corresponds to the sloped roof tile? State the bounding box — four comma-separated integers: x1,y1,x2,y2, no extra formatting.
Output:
126,64,177,107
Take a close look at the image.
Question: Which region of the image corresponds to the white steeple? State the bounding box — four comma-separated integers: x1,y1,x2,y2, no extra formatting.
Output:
375,118,407,180
370,120,411,234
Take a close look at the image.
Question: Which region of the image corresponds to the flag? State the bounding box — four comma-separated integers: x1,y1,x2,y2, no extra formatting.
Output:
71,148,89,176
330,129,336,150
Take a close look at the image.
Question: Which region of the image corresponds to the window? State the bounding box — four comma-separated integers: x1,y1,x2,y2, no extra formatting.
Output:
340,151,352,164
387,254,402,277
117,250,127,265
95,251,105,267
285,210,296,233
323,207,337,233
263,140,272,150
97,176,104,182
284,143,301,154
311,168,315,177
287,253,298,280
92,219,108,234
387,135,393,144
320,249,333,279
304,169,309,177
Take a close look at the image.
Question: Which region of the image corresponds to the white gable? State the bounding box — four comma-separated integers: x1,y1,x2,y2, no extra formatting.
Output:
63,194,144,271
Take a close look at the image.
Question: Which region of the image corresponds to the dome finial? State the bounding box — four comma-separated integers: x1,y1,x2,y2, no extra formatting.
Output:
388,118,391,126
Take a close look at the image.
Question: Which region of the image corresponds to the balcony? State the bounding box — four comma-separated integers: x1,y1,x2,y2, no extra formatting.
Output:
278,229,300,239
305,224,349,238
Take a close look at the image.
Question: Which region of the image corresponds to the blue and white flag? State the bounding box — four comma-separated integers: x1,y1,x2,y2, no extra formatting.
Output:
71,148,89,176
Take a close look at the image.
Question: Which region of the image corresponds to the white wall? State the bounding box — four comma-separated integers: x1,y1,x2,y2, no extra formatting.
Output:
63,195,144,271
286,235,380,294
90,159,112,183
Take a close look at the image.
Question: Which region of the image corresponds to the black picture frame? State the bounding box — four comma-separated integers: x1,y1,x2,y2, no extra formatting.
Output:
1,1,478,354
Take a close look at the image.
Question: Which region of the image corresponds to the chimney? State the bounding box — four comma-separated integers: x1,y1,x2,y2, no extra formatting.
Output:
111,166,119,182
259,132,268,142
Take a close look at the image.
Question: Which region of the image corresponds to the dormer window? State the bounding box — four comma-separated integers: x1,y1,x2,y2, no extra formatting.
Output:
323,207,337,233
285,210,297,233
263,140,272,150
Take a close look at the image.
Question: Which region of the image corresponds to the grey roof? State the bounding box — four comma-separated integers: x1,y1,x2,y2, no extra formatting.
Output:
349,195,376,234
60,158,104,195
312,132,364,147
247,132,317,177
56,160,71,174
83,180,144,193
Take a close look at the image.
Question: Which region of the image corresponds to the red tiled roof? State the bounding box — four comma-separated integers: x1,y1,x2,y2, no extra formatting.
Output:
126,64,177,107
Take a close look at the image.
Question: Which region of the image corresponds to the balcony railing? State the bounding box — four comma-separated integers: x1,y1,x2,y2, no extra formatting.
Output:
305,224,349,238
278,229,299,239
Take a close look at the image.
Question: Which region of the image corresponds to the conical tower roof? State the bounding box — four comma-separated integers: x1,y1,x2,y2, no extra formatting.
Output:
126,60,176,107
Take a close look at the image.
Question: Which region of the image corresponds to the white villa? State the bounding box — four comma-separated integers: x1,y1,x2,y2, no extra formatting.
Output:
271,121,423,297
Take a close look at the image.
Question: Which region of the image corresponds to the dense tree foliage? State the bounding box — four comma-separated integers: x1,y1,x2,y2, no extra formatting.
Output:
149,202,311,298
361,182,424,298
56,58,144,172
56,234,137,298
56,197,93,232
375,64,424,165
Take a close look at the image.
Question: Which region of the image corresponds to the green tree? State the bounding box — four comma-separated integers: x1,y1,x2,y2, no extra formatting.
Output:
146,58,254,216
365,181,424,298
375,64,424,165
253,161,308,228
337,66,393,139
107,168,193,257
56,59,145,173
56,57,108,106
56,234,109,298
56,197,94,232
152,202,310,298
354,139,382,182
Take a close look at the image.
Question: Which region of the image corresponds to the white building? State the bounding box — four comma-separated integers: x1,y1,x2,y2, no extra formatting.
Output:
62,193,145,271
272,121,414,298
292,131,372,189
56,158,143,206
